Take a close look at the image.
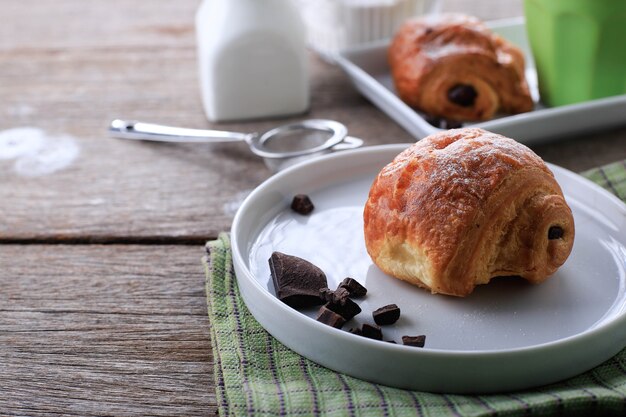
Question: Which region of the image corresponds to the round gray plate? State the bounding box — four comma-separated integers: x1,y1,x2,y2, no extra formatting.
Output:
231,144,626,393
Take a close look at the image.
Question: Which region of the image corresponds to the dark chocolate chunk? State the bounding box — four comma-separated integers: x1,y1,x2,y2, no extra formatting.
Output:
372,304,401,325
319,287,334,303
424,116,463,130
443,119,463,129
387,340,397,344
361,323,383,340
348,327,362,336
291,194,314,215
316,306,346,329
548,226,564,240
269,252,327,308
402,335,426,348
325,297,361,321
338,277,367,298
447,84,478,107
320,287,350,305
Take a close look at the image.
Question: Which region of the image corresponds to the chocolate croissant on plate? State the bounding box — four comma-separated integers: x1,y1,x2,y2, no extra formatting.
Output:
388,14,534,121
363,128,575,297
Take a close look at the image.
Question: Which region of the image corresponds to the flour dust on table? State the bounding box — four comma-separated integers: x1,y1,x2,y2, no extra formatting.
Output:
0,127,79,177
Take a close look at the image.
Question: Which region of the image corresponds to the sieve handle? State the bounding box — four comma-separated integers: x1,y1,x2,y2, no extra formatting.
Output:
108,119,253,143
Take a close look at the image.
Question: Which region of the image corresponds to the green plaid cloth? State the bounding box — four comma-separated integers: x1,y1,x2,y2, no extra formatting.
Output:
204,160,626,417
581,160,626,202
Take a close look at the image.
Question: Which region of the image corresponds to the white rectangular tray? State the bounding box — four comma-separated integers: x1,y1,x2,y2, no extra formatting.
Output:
335,17,626,145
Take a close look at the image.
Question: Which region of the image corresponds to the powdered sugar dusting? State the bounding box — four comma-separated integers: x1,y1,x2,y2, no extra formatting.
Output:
373,128,549,264
0,127,79,176
426,128,546,196
0,128,46,160
7,104,36,118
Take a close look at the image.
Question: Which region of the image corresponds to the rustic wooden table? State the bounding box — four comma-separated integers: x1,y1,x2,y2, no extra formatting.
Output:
1,0,625,415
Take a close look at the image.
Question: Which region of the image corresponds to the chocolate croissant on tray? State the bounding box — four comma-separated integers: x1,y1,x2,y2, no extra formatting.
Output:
388,14,534,121
363,128,575,297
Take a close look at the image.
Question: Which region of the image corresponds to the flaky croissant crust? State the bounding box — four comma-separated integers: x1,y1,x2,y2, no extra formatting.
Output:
388,14,534,121
363,128,575,297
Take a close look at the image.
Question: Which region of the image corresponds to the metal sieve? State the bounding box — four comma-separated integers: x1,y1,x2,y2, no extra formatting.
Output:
108,119,363,171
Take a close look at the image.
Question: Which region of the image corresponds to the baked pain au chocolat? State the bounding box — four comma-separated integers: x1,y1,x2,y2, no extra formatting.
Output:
363,128,575,297
388,14,534,121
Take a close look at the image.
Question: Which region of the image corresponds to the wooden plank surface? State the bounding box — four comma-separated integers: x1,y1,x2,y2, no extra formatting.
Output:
0,32,412,242
1,0,625,416
0,244,215,416
1,0,624,242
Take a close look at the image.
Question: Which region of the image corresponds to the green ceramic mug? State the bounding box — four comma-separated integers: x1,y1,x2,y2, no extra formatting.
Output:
524,0,626,107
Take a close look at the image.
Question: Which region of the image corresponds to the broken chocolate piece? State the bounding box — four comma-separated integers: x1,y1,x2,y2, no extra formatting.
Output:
387,340,397,344
319,287,334,303
325,297,361,321
269,252,327,308
447,84,478,107
316,306,346,329
338,278,367,298
348,327,362,336
361,323,383,340
548,226,563,240
291,194,314,215
424,116,463,130
402,335,426,348
373,304,401,326
320,287,350,305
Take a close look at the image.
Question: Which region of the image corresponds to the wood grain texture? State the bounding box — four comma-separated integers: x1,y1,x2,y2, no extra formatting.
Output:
0,244,215,416
1,1,624,416
0,15,410,242
0,0,624,241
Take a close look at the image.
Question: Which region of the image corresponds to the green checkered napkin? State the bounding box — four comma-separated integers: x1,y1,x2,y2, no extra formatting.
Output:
582,160,626,202
204,160,626,417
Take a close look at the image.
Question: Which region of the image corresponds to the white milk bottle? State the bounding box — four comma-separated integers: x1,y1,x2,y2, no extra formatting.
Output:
196,0,310,121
